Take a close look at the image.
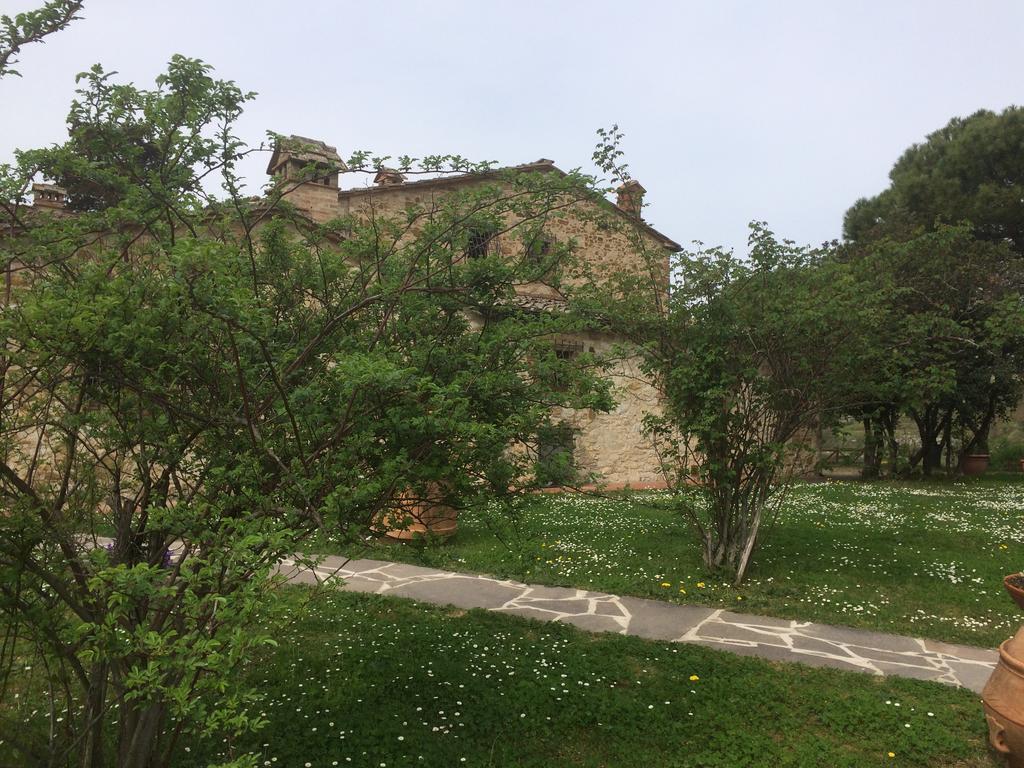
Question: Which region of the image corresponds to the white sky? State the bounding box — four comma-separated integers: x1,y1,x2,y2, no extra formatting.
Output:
2,0,1022,255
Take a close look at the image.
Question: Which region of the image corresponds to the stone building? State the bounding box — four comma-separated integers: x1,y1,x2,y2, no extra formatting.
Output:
265,135,681,488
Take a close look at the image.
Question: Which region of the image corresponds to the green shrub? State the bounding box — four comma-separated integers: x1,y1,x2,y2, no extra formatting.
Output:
990,436,1024,469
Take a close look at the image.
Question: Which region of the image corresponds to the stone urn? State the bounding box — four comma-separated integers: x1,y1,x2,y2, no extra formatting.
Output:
379,483,457,541
982,575,1024,766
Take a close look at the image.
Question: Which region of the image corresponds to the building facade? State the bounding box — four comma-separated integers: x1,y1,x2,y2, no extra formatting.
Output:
263,135,681,488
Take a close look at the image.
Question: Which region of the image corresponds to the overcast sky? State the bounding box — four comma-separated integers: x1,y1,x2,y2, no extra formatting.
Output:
2,0,1022,255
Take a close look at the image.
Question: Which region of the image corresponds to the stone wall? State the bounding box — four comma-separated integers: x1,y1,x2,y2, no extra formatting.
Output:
280,181,342,224
554,331,666,486
332,175,672,293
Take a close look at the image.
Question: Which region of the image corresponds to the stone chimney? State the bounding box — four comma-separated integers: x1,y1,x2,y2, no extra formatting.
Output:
373,168,405,186
615,179,646,218
32,183,67,210
266,134,345,221
266,135,344,185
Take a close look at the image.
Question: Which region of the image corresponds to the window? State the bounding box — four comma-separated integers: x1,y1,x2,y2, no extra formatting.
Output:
526,234,553,263
466,228,494,259
536,422,576,487
553,339,583,360
550,339,583,391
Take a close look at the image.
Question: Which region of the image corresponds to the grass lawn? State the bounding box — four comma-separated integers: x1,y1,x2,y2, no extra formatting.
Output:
325,477,1024,648
180,589,998,768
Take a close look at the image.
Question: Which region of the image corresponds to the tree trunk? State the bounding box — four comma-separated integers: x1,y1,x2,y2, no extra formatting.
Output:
861,417,879,478
733,505,763,586
922,441,942,476
960,394,997,463
118,701,167,768
701,533,717,572
813,415,824,474
80,667,107,768
910,406,948,477
943,417,953,474
880,409,899,477
872,419,885,475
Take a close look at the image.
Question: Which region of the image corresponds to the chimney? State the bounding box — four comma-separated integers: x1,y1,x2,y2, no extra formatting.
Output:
32,183,67,210
373,168,406,186
266,135,345,220
266,135,345,188
615,179,646,218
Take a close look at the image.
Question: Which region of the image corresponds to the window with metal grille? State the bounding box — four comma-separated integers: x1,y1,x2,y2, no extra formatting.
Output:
553,339,584,360
536,422,576,487
466,228,495,259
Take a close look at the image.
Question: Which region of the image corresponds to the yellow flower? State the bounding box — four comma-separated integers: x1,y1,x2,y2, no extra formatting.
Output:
696,582,706,588
660,582,671,588
679,588,687,594
887,752,895,758
689,674,700,682
736,596,744,601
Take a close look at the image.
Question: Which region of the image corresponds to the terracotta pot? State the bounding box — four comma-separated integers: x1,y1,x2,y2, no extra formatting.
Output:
379,484,457,541
983,626,1024,767
1007,574,1024,612
962,453,990,476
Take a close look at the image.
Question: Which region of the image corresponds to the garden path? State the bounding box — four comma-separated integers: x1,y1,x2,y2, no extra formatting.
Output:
280,554,1001,694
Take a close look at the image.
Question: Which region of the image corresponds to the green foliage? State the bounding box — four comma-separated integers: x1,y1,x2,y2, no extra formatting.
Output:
590,222,866,583
17,56,252,213
990,436,1024,470
0,57,612,767
839,224,1024,474
839,108,1024,476
0,0,81,78
844,106,1024,254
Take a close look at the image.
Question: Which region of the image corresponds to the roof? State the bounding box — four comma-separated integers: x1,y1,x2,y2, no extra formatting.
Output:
337,159,681,251
266,135,346,175
31,182,67,195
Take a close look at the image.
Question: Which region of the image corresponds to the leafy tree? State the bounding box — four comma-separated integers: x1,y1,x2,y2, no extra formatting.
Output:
0,57,611,767
844,107,1024,255
803,243,901,478
591,223,864,583
841,108,1024,475
844,225,1024,475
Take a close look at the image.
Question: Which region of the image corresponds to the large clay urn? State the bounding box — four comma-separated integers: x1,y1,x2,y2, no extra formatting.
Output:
982,575,1024,766
1008,575,1024,611
962,453,990,476
380,483,457,541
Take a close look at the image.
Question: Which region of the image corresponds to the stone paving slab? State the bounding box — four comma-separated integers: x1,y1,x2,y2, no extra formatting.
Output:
277,557,1001,694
